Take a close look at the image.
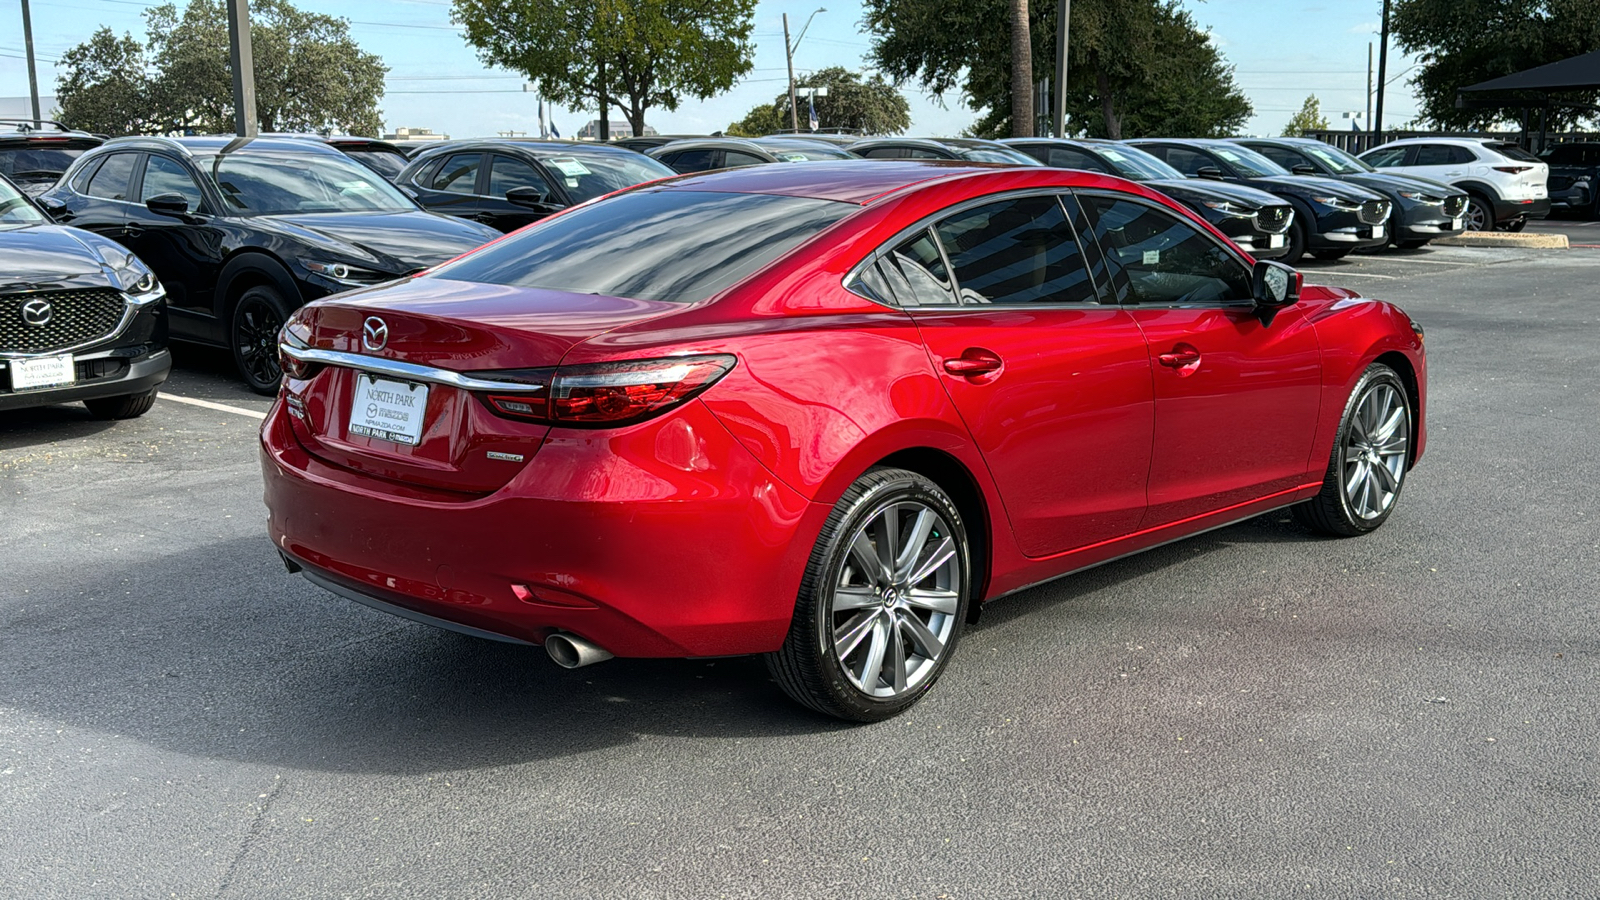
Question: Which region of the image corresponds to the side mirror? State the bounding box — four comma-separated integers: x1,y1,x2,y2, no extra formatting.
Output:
1251,259,1302,325
1291,163,1317,175
1195,166,1225,180
145,193,190,217
506,186,560,212
40,196,67,217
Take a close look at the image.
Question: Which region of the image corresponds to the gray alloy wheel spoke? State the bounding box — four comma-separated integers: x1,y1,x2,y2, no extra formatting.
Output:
833,586,881,611
1346,461,1371,506
834,610,878,660
898,610,945,660
906,536,956,588
889,625,909,694
893,508,937,579
849,531,886,589
856,617,890,688
906,587,961,615
876,503,902,576
1372,458,1401,492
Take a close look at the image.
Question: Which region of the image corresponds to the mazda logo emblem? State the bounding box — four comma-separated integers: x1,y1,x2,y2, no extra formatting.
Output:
362,316,388,352
21,299,52,328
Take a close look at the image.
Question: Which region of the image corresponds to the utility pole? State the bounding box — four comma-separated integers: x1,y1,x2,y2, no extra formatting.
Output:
20,0,42,128
1366,42,1373,141
1053,0,1070,138
226,0,259,136
1373,0,1390,145
783,13,799,132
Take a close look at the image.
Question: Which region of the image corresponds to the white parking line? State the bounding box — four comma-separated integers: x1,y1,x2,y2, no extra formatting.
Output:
159,393,268,420
1307,271,1398,279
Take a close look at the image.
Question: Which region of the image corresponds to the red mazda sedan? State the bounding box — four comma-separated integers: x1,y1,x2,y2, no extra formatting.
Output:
260,161,1426,721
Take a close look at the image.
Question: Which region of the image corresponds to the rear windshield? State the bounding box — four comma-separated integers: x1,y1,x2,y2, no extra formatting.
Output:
0,145,89,179
1486,142,1540,163
342,147,408,180
430,189,852,303
1543,144,1599,165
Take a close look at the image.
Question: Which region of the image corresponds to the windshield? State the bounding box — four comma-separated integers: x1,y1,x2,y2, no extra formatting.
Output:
1211,145,1289,177
959,147,1045,165
1300,143,1372,174
196,151,416,215
432,189,851,303
343,148,409,180
0,177,47,225
534,150,675,203
1097,145,1184,180
755,143,854,161
0,146,87,180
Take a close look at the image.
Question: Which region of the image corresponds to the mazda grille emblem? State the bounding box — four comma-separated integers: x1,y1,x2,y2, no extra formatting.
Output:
362,316,388,352
21,299,52,328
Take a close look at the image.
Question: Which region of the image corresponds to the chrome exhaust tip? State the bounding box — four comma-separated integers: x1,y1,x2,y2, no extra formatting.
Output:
544,632,614,669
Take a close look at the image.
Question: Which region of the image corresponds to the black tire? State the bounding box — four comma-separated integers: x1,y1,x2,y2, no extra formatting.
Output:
1397,239,1431,249
766,467,972,722
231,285,291,395
1503,218,1527,233
84,387,158,420
1465,195,1494,231
1294,363,1413,537
1311,248,1352,261
1279,215,1309,266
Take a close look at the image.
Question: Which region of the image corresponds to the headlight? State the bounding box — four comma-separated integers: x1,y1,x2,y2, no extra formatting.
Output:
1397,190,1443,202
99,247,163,300
305,260,391,287
1201,200,1250,214
1310,195,1362,210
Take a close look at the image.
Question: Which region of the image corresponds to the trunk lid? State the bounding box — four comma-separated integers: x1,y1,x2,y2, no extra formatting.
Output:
283,276,687,494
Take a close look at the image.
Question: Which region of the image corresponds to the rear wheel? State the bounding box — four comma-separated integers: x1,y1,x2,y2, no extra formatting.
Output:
1294,364,1412,536
1465,196,1494,231
231,285,291,395
1311,248,1352,261
1503,218,1528,232
84,387,158,420
767,467,971,722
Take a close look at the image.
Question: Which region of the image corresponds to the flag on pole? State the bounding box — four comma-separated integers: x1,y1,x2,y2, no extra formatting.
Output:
550,119,561,139
808,93,819,132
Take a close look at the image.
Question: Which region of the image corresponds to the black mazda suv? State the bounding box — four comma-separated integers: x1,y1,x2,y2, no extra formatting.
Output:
40,136,500,393
1,173,169,418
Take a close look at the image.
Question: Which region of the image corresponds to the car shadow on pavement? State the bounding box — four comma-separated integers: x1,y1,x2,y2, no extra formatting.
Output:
0,404,120,449
0,536,853,777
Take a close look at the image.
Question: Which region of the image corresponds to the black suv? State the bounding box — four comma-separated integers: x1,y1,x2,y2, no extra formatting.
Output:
2,173,169,418
0,120,104,198
1130,139,1390,263
1541,142,1600,216
1003,138,1295,260
396,140,675,232
40,136,500,393
847,137,1042,165
648,136,853,173
1233,137,1467,249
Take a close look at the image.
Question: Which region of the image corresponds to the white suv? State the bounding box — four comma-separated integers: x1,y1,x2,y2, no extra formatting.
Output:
1359,138,1549,231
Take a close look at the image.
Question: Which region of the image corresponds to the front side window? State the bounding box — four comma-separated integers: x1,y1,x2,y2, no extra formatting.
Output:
431,189,851,304
141,155,206,210
1082,194,1251,306
1362,146,1408,168
1045,147,1109,173
487,154,555,200
85,152,138,201
723,151,769,168
1413,144,1466,166
933,194,1095,305
431,153,483,193
1158,147,1219,178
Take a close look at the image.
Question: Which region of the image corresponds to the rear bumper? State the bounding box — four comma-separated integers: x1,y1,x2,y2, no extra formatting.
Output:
260,396,823,658
1493,196,1551,221
0,347,170,412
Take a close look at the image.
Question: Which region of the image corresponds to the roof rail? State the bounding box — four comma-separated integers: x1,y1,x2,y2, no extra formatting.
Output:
0,118,75,134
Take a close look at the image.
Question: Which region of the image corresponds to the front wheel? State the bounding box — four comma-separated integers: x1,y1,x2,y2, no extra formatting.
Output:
231,285,291,395
1279,216,1309,266
1294,364,1413,536
84,387,158,420
767,467,971,722
1465,196,1494,231
1311,248,1352,261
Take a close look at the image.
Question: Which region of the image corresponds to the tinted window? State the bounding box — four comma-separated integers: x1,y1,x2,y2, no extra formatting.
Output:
660,148,718,173
0,176,46,225
1096,145,1185,180
880,230,958,306
86,152,137,201
0,146,87,179
933,194,1094,305
860,147,908,159
1413,144,1471,166
431,153,483,193
1362,146,1408,168
536,151,673,202
1046,148,1110,173
141,154,205,209
1159,147,1217,177
1486,141,1540,163
1082,195,1251,306
432,190,850,304
723,151,769,168
488,154,554,199
1252,145,1307,170
200,151,414,215
345,148,408,180
68,156,104,193
1209,145,1289,177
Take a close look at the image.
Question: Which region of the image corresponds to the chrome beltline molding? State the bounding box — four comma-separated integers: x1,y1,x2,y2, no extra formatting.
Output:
279,344,548,393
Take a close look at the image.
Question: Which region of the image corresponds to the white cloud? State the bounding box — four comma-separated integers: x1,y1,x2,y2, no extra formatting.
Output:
1349,21,1379,34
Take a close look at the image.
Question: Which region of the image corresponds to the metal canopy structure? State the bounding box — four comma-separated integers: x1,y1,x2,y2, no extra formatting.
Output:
1459,49,1600,94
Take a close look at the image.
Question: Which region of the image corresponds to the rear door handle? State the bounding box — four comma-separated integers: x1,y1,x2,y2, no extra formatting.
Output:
1158,347,1201,368
943,349,1003,378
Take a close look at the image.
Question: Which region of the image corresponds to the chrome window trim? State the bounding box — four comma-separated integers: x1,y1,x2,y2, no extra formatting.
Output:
278,344,549,393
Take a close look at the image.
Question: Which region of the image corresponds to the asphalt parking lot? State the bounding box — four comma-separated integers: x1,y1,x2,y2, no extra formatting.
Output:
3,230,1598,898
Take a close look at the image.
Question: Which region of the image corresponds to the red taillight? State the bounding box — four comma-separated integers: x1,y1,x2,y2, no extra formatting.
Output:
477,355,736,427
1492,165,1532,174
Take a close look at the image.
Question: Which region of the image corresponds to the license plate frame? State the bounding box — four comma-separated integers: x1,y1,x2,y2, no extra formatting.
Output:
348,373,429,446
1372,224,1386,240
1268,233,1285,248
1452,217,1463,230
9,354,75,391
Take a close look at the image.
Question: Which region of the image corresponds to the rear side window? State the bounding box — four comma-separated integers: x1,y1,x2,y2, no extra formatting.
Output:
432,190,851,304
853,229,959,307
660,148,718,173
933,194,1095,305
1362,146,1408,168
1413,144,1474,166
1486,142,1540,163
1045,147,1109,172
86,152,138,201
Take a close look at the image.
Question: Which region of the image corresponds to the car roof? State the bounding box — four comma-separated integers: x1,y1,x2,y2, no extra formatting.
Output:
97,135,351,157
848,137,958,153
649,137,770,154
641,159,1133,206
410,139,647,160
1366,136,1506,149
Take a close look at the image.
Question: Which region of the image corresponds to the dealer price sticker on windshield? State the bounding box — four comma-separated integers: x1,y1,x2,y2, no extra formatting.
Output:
348,374,429,446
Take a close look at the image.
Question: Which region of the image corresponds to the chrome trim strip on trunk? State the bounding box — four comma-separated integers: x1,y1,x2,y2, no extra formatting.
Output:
279,344,550,393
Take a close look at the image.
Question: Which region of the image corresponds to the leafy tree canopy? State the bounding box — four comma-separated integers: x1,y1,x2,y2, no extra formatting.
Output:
455,0,757,139
54,0,386,136
1392,0,1600,131
726,67,911,137
863,0,1250,139
1282,95,1330,136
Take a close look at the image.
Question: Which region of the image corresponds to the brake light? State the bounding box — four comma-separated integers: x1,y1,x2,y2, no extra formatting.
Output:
278,317,321,380
478,354,736,427
1492,166,1532,174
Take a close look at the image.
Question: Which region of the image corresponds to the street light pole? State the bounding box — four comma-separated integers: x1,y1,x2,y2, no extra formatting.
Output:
226,0,259,136
20,0,42,128
1373,0,1390,145
783,13,799,132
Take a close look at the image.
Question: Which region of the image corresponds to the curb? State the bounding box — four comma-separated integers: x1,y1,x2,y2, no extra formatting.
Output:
1433,231,1569,249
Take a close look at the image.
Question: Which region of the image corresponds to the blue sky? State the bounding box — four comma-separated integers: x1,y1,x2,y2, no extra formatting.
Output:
3,0,1420,138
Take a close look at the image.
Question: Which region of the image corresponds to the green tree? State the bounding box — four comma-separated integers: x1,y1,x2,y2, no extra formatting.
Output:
454,0,757,140
864,0,1250,139
1392,0,1600,131
1282,94,1330,136
726,67,911,137
54,28,154,136
54,0,386,136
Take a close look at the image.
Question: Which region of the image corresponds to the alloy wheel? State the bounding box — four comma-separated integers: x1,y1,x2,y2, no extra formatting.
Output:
1465,199,1490,231
1342,381,1410,520
829,500,962,699
235,295,285,391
